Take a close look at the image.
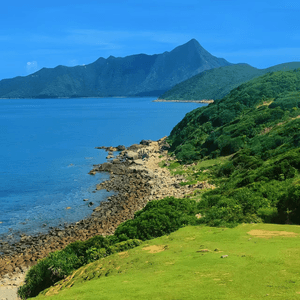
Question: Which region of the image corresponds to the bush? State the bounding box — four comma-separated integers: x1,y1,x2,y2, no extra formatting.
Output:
257,207,279,223
18,250,82,299
199,201,243,227
114,197,199,241
258,161,296,181
277,182,300,224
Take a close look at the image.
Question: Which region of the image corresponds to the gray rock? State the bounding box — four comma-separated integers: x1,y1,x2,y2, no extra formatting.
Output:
132,159,144,165
125,151,139,160
116,145,126,151
140,139,152,145
112,159,121,164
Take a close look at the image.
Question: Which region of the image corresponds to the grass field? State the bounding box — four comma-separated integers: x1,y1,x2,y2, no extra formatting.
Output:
34,223,300,300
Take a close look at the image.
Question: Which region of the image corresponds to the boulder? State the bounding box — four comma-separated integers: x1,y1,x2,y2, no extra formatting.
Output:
127,144,144,151
126,151,139,160
132,159,144,165
112,159,121,164
96,162,129,175
116,145,126,151
140,139,152,145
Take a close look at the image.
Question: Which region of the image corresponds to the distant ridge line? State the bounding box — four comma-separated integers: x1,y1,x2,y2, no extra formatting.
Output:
0,39,232,99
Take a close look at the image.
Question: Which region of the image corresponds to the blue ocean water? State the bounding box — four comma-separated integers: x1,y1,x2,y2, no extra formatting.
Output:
0,97,204,240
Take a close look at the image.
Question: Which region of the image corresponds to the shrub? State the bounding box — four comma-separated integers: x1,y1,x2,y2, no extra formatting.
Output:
277,183,300,224
258,161,296,181
18,250,82,299
114,197,199,241
199,203,242,227
257,207,279,223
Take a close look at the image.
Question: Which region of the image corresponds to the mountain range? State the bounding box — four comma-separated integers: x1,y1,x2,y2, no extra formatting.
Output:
0,39,232,99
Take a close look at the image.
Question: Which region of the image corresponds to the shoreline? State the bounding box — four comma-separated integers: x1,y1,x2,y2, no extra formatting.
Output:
153,99,214,104
0,96,156,100
0,137,214,297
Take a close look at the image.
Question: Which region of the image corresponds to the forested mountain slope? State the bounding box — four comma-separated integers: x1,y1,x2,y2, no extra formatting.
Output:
159,62,300,101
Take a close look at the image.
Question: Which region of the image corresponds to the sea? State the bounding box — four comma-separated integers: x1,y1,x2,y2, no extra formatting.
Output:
0,97,204,242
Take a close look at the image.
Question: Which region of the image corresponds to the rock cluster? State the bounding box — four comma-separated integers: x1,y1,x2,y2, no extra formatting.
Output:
0,136,214,288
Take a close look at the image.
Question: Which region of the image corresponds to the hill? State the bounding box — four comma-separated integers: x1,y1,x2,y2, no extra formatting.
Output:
35,224,300,300
164,68,300,227
0,39,232,99
158,62,300,101
168,68,300,161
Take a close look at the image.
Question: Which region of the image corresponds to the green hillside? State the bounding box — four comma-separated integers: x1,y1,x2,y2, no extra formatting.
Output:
168,68,300,160
35,224,300,300
164,68,300,227
159,62,300,101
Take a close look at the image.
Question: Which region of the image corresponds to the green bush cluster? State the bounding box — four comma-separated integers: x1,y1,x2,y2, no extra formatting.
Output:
194,146,300,227
277,182,300,224
114,197,199,241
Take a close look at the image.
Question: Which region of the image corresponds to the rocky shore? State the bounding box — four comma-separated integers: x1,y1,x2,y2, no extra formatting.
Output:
0,137,214,298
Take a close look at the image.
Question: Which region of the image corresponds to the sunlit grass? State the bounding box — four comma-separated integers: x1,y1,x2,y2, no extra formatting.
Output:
36,223,300,300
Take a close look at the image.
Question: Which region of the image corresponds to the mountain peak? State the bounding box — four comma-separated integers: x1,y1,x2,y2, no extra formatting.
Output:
0,40,232,98
187,38,200,45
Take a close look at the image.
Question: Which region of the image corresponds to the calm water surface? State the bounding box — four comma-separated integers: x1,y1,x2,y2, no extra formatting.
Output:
0,97,204,241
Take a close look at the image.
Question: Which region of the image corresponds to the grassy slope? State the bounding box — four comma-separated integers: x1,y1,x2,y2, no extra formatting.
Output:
35,224,300,300
159,62,300,101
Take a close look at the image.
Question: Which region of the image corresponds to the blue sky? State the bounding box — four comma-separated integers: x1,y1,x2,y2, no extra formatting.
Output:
0,0,299,80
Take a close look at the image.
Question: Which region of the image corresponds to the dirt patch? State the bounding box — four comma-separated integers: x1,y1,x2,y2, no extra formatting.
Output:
142,245,166,253
260,126,273,135
118,251,129,258
256,100,274,108
247,230,298,238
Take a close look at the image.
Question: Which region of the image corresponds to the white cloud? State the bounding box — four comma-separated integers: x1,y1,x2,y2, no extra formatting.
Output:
26,61,39,74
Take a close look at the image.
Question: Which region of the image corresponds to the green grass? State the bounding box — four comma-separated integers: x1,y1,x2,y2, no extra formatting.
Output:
160,156,230,185
34,223,300,300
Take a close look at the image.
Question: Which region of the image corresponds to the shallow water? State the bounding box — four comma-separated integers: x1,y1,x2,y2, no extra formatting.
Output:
0,97,204,240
